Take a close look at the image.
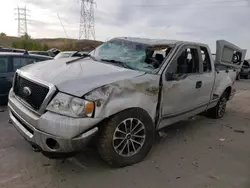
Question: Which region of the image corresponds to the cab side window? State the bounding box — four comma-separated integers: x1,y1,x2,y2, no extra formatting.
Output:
166,47,200,81
167,47,199,75
176,48,199,74
200,46,212,72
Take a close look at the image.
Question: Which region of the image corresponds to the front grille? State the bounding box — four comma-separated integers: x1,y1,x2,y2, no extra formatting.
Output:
13,73,49,110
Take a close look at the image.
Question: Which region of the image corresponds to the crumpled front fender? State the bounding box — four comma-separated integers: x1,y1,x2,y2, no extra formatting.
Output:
84,74,160,123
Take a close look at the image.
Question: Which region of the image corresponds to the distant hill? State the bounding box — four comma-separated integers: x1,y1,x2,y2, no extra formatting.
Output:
0,36,19,47
0,36,103,51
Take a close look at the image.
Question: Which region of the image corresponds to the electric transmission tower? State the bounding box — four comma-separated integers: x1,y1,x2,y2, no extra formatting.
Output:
79,0,96,40
15,6,30,37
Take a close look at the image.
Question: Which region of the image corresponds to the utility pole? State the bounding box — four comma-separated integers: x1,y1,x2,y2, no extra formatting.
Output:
15,6,30,37
79,0,96,40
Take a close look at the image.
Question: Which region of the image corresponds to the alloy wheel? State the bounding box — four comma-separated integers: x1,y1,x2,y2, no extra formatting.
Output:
112,118,146,157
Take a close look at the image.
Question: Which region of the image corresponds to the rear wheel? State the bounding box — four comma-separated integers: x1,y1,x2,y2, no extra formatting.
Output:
207,92,228,119
97,108,155,167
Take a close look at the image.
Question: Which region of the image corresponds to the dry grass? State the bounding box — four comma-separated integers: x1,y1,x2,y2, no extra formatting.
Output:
0,36,103,51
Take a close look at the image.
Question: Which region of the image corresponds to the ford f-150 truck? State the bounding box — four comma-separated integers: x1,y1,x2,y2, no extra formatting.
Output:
8,37,246,167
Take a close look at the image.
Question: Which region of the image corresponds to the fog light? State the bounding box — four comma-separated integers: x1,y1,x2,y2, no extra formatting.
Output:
46,138,60,150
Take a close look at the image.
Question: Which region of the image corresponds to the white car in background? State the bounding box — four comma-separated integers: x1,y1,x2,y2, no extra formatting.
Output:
54,51,88,59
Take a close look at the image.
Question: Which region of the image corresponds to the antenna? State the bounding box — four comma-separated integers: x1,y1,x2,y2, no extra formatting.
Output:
57,13,68,38
79,0,96,40
15,6,30,37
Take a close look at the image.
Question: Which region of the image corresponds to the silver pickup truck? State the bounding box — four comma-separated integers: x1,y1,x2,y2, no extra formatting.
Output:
8,37,245,167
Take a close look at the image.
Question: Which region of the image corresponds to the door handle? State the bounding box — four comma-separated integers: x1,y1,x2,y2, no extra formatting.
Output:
196,81,202,88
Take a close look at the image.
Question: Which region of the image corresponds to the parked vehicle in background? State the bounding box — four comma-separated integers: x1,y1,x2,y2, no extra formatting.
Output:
0,47,13,52
48,48,60,56
8,37,245,167
29,51,54,57
0,47,26,53
54,51,88,59
240,60,250,79
12,48,26,53
0,52,52,105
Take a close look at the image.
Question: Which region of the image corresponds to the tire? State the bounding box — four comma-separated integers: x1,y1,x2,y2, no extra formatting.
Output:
207,92,228,119
245,74,250,79
97,108,155,167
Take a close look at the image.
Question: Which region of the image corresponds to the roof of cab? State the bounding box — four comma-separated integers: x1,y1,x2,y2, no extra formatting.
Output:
116,37,208,47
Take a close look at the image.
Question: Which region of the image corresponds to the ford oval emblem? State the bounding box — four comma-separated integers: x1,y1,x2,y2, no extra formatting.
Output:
23,86,32,97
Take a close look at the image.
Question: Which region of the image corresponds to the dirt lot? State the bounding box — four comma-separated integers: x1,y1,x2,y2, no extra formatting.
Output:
1,80,250,188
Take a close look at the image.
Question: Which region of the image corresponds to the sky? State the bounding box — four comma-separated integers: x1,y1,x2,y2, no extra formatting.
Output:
0,0,250,57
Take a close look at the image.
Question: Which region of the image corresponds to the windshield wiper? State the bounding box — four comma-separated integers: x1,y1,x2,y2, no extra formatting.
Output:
66,53,95,64
100,59,133,70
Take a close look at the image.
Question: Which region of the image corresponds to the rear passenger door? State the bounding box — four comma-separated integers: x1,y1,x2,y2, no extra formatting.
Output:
198,46,215,106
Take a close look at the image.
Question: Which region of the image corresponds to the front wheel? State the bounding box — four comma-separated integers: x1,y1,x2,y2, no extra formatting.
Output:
207,92,228,119
97,108,155,167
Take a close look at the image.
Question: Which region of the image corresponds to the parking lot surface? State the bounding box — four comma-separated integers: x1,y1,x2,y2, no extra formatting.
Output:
1,80,250,188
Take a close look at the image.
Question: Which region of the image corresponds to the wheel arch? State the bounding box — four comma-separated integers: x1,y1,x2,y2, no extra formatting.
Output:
84,76,160,125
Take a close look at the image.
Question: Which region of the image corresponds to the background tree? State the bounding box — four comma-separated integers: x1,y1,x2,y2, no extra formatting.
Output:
11,33,50,51
0,32,7,37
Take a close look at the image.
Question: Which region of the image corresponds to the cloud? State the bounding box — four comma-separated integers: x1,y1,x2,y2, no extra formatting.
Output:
2,0,250,57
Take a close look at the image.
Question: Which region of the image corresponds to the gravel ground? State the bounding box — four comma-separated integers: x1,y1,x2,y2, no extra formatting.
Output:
0,80,250,188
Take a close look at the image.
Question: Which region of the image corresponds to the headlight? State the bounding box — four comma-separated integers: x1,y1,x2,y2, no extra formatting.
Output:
46,92,95,118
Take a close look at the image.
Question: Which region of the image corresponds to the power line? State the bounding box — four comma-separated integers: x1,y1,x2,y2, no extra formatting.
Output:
57,13,69,38
15,6,30,37
79,0,96,40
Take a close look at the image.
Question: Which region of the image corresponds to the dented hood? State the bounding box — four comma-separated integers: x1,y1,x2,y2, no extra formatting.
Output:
20,57,145,97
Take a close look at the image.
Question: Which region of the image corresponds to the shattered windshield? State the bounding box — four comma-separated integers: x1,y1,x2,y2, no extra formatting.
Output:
92,38,172,73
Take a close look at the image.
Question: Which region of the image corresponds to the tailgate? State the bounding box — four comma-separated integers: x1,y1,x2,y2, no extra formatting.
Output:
215,40,247,70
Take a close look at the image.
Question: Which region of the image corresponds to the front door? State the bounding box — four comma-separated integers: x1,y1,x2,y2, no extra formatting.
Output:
158,45,205,129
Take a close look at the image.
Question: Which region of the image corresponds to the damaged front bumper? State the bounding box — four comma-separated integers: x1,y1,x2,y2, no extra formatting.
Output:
8,89,100,155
